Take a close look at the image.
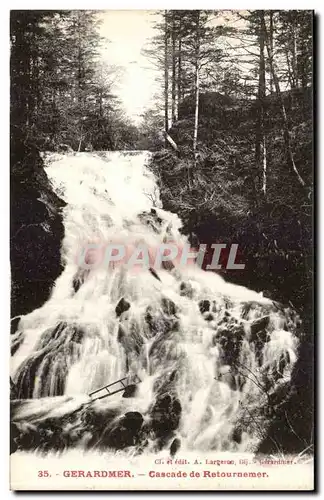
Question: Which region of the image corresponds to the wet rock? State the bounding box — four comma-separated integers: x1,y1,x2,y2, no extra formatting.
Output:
11,317,21,336
278,352,290,374
153,370,178,395
199,300,210,314
250,316,270,339
82,406,119,448
81,406,118,429
217,368,237,391
232,427,242,444
15,322,84,398
72,270,90,294
179,281,194,298
268,379,291,408
148,320,180,360
122,384,138,398
144,306,155,333
36,419,68,452
72,277,82,293
10,423,19,454
138,209,163,233
11,144,65,319
57,143,74,153
70,326,85,344
241,301,274,320
170,437,181,457
115,298,131,317
10,378,18,400
117,324,125,342
218,324,245,368
16,426,37,450
117,322,143,361
11,330,25,356
15,417,68,452
40,321,67,343
250,316,271,359
103,411,144,449
162,259,175,271
150,394,182,439
124,411,144,427
145,303,179,340
161,297,178,316
189,232,199,248
149,267,161,282
211,301,219,313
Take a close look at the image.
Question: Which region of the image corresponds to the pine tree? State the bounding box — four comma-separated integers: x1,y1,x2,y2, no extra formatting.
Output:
11,10,135,152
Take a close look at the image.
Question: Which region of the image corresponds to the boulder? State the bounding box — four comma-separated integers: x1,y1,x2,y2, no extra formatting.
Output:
10,317,21,336
179,281,194,298
115,298,131,317
10,378,18,400
170,437,181,457
122,384,138,398
102,412,144,449
11,330,25,356
150,394,182,439
161,297,178,316
250,315,270,339
199,300,210,314
217,324,245,368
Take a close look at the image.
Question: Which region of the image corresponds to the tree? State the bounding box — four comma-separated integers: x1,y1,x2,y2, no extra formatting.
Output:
11,10,136,153
261,13,306,187
255,11,267,197
171,11,177,123
164,10,170,140
192,10,201,162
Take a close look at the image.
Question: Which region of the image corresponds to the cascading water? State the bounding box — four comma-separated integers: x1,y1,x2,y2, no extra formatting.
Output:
11,151,301,456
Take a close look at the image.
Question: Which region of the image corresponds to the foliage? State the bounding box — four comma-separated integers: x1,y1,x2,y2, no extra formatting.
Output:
10,10,139,153
150,86,312,314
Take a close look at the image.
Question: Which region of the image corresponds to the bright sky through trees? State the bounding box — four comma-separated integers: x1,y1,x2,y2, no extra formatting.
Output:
99,10,160,123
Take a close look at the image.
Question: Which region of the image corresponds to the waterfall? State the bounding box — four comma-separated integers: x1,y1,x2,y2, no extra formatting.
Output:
10,151,300,456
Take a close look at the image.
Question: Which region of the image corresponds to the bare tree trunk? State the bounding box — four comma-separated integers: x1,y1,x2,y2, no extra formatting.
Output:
78,125,83,152
269,11,274,93
262,135,267,195
177,21,182,119
193,61,200,155
285,50,294,90
256,11,267,197
298,27,308,89
291,13,298,88
171,12,177,125
164,10,169,146
193,11,200,164
261,15,306,187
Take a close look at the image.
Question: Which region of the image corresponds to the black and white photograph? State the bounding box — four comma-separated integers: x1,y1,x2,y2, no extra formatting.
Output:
9,9,314,490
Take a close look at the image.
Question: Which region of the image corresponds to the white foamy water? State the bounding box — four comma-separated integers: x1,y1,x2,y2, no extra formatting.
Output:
11,151,299,455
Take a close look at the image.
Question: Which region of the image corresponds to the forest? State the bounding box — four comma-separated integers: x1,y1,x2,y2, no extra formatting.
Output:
10,10,313,455
11,10,313,308
143,10,313,312
10,10,140,154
